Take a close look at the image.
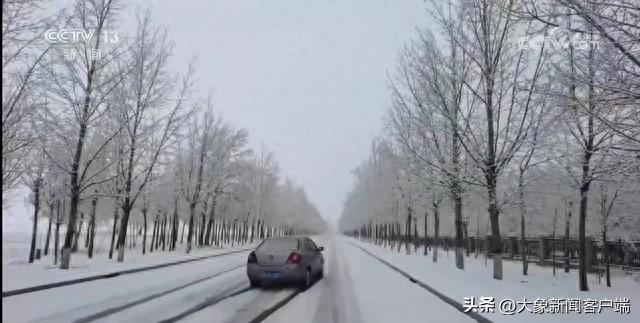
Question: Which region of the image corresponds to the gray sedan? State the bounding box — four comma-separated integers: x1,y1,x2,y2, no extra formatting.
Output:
247,236,324,289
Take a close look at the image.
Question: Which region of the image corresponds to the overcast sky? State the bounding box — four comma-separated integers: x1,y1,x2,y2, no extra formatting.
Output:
137,0,431,225
4,0,432,231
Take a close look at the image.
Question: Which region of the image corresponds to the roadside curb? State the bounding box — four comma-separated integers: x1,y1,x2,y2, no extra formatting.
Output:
2,247,253,298
348,240,493,323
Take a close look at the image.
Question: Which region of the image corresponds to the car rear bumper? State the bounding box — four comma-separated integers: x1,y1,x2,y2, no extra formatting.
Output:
247,263,305,284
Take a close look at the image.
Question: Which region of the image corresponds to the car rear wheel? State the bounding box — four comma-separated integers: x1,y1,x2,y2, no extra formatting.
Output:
300,269,311,290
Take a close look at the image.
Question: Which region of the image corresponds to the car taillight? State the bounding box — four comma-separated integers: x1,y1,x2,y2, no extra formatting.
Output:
248,252,257,263
286,252,301,265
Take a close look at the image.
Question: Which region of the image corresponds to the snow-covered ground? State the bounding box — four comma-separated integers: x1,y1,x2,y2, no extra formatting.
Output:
2,251,250,323
3,223,258,292
347,237,640,323
3,234,637,322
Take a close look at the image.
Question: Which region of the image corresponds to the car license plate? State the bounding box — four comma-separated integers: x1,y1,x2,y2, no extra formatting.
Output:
263,271,280,279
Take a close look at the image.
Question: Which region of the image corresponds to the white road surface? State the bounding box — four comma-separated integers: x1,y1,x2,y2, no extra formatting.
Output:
3,235,475,323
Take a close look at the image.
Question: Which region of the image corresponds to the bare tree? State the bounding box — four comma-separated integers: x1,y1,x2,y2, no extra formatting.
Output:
599,181,620,287
202,126,249,245
25,148,47,263
39,0,126,269
113,12,193,262
2,0,57,201
388,20,473,268
450,0,537,280
179,105,219,253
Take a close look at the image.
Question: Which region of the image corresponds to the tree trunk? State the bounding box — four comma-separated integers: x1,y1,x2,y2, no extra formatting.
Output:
577,26,596,292
127,221,132,250
85,212,92,249
521,215,528,276
216,220,222,246
579,185,590,291
603,231,610,287
250,218,256,243
245,220,250,243
142,208,148,254
453,183,464,269
181,220,185,244
433,201,439,263
231,220,237,247
61,123,87,269
158,215,162,251
88,194,98,258
413,219,418,252
423,213,428,255
260,221,265,239
405,213,411,255
54,218,61,265
162,213,167,251
186,202,196,253
158,216,163,251
28,180,41,263
518,171,528,275
156,217,162,250
151,214,158,252
475,214,480,259
116,204,132,262
171,209,178,251
44,201,54,256
487,176,502,280
552,221,556,276
72,213,83,252
169,196,178,251
464,221,470,256
109,208,119,259
396,222,401,253
199,195,210,246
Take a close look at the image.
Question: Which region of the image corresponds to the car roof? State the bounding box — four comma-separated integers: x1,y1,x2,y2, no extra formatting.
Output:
264,236,310,240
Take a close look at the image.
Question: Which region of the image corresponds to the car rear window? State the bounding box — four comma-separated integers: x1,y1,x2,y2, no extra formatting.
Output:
258,238,299,251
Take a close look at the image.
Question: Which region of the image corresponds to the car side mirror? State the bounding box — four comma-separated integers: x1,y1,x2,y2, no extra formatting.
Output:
318,246,324,252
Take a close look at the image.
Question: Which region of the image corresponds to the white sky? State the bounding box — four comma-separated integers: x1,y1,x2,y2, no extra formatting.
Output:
137,0,432,224
4,0,433,231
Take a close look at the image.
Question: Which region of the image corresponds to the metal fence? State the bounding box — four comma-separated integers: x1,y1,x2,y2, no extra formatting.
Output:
348,227,640,271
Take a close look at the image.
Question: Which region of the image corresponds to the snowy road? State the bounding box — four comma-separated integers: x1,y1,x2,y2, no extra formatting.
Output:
3,235,476,323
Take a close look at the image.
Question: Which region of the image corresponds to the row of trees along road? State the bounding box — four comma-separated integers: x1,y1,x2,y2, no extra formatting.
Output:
339,0,639,291
2,0,326,269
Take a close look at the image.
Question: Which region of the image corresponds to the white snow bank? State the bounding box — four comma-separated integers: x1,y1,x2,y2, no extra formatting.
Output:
349,237,639,323
2,242,256,292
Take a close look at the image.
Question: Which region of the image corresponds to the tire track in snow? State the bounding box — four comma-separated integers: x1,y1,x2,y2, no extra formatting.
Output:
73,264,246,323
158,281,252,322
313,237,363,323
246,289,301,323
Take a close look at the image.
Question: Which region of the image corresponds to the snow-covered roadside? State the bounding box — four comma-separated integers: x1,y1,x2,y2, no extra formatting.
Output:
2,252,250,323
349,237,639,323
2,243,257,292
